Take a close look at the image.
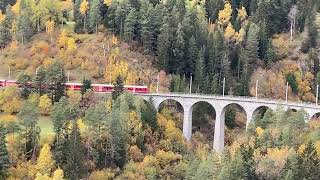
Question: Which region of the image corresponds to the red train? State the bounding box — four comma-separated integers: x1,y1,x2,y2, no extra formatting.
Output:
0,80,149,93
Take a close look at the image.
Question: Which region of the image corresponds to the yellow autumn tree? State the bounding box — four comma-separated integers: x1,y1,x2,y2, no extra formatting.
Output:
103,0,112,6
45,19,55,41
0,10,5,24
52,168,64,180
12,0,20,15
217,2,232,27
0,87,22,114
104,52,138,84
80,0,89,15
80,0,89,31
224,22,236,42
36,143,55,175
128,111,142,144
66,37,76,52
58,29,68,48
237,6,247,22
39,94,52,115
35,173,51,180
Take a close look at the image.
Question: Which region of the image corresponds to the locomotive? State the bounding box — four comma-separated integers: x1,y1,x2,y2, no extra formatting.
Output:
0,80,149,94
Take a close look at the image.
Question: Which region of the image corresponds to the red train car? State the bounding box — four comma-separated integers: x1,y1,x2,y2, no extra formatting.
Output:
2,80,149,94
66,83,83,91
0,80,6,87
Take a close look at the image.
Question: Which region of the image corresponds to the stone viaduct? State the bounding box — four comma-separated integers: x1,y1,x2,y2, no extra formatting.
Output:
139,93,320,153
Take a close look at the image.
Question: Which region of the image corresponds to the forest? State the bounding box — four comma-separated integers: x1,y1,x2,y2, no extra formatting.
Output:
1,0,320,179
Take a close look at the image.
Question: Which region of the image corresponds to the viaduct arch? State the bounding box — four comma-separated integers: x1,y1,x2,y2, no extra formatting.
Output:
140,93,320,153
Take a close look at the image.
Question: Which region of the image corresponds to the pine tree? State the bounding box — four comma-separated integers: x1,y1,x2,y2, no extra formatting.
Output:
140,2,154,53
124,8,138,42
239,23,259,95
17,73,32,99
171,23,185,73
17,101,40,160
88,0,102,33
265,38,275,68
258,20,269,59
16,0,34,44
194,48,205,92
74,0,84,33
184,36,198,76
299,141,320,179
65,121,86,179
34,66,47,96
156,16,171,71
141,98,158,130
286,73,298,94
111,96,129,168
0,5,13,47
112,75,124,101
80,79,92,97
45,62,66,103
0,124,9,178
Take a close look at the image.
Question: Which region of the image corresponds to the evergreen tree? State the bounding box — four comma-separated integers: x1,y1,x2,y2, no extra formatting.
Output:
299,141,320,179
258,20,269,59
184,36,198,76
171,23,185,73
124,8,138,42
194,48,205,92
112,75,124,101
65,121,86,179
141,98,158,130
88,0,102,33
17,101,40,160
74,0,84,33
17,73,32,99
45,61,66,104
0,5,13,47
140,1,155,53
111,96,129,168
16,0,34,44
265,38,275,68
34,66,47,96
286,73,298,94
80,79,92,97
0,124,9,178
156,16,171,70
239,23,259,95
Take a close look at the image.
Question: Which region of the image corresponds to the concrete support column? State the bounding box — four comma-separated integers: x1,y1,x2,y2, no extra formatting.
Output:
183,105,192,141
246,109,254,130
213,109,224,153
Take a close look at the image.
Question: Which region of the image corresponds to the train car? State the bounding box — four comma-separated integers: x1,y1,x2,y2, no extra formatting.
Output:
92,84,114,92
0,79,149,94
66,82,83,91
0,80,6,87
124,85,149,93
5,80,17,87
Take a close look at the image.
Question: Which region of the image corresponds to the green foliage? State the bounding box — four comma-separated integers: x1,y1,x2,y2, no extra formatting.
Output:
0,124,9,178
65,121,86,179
141,98,158,130
81,79,92,96
17,101,40,160
112,75,124,101
17,73,32,99
46,61,66,103
286,73,298,94
88,0,102,33
0,5,13,46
